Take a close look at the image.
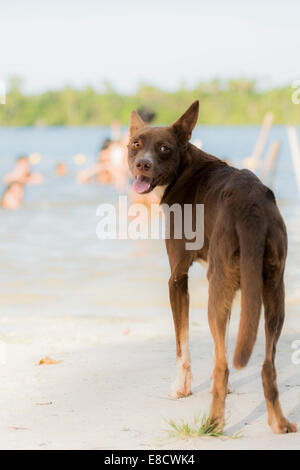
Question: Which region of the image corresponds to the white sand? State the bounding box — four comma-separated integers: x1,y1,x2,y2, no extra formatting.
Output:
0,308,300,450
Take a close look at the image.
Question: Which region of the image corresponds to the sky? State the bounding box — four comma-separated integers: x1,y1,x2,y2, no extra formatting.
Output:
0,0,299,94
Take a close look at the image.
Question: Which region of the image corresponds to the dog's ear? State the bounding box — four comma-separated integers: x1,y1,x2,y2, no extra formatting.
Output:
171,100,199,143
129,111,145,138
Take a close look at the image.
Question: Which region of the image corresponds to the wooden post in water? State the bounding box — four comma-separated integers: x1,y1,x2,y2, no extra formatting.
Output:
260,140,280,187
244,112,274,171
287,126,300,194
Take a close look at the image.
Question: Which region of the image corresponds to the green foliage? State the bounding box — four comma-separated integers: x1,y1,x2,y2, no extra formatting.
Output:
166,412,242,440
167,413,225,439
0,78,298,126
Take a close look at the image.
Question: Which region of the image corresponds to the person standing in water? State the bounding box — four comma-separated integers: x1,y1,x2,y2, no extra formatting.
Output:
1,181,24,210
4,155,44,185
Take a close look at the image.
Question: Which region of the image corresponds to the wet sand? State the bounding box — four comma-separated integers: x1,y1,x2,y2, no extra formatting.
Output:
1,307,300,450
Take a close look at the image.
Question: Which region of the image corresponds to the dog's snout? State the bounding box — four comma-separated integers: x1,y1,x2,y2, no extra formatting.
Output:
135,158,152,172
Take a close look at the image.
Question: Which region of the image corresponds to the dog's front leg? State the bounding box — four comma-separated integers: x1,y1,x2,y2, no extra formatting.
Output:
168,272,192,398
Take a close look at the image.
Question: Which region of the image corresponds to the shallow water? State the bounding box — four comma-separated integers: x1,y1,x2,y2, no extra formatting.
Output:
0,125,299,318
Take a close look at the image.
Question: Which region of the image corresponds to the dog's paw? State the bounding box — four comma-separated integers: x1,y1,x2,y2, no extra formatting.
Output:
208,415,225,431
271,419,297,434
169,369,192,399
169,385,191,399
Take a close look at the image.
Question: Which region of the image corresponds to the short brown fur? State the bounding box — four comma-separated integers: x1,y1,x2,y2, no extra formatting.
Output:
127,101,297,433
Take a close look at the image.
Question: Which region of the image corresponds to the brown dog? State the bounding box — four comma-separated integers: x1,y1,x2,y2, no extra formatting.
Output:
127,101,297,434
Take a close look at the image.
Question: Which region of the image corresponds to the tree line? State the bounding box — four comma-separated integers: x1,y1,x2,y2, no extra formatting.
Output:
0,78,298,126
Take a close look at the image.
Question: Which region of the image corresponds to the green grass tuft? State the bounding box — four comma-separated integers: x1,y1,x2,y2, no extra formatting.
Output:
166,412,241,440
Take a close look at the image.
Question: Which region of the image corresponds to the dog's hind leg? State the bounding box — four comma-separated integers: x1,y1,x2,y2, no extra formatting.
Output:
262,274,297,433
168,268,192,399
207,266,235,428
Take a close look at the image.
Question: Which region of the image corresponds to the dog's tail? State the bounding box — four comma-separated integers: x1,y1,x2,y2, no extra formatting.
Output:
233,221,267,370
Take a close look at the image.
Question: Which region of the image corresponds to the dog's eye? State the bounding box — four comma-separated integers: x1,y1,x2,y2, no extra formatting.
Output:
132,141,140,150
159,145,169,152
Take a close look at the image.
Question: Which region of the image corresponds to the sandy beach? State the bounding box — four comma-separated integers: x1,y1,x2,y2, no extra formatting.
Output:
1,304,300,450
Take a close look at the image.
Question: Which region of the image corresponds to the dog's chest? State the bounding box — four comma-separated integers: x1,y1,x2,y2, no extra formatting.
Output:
153,185,168,201
196,258,208,269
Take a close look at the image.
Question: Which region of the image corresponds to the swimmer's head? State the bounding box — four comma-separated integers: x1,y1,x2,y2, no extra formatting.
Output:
100,138,112,151
55,162,68,176
137,107,156,124
16,155,30,173
17,155,29,164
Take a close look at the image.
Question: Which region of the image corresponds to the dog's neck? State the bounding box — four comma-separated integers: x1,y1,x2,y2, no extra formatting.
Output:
153,144,200,203
153,144,225,203
159,143,226,204
153,184,169,201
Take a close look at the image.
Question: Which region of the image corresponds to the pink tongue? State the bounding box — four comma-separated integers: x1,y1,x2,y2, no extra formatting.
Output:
133,176,151,194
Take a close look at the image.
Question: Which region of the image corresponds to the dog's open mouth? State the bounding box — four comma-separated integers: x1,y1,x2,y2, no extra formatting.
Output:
133,175,155,194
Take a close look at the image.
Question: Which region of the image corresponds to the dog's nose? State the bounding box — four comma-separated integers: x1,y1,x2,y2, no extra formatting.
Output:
135,158,152,172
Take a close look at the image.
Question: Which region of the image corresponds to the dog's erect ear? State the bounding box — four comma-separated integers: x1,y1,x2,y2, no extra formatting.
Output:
129,111,145,138
171,100,199,143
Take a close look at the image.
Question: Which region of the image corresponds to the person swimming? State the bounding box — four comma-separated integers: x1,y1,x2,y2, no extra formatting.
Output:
1,181,24,210
77,138,113,184
4,155,44,185
55,162,68,177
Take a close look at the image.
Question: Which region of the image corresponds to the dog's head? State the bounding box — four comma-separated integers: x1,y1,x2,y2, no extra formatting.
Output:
128,100,199,194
